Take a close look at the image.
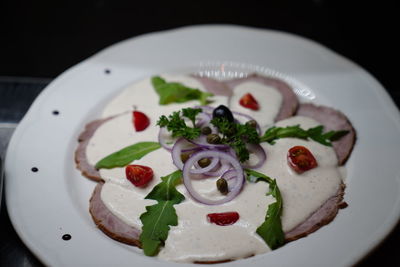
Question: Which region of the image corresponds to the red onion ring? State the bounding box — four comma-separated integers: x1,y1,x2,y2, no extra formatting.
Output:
241,144,267,169
182,150,244,205
171,138,200,170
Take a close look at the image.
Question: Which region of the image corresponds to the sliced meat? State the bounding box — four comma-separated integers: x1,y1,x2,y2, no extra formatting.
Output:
223,73,299,121
89,182,141,247
297,103,356,165
75,116,115,182
285,183,347,241
190,75,233,97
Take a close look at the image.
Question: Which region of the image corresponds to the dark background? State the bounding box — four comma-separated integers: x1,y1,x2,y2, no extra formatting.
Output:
0,0,399,266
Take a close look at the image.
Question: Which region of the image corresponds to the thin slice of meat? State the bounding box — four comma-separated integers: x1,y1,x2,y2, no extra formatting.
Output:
285,183,347,242
89,183,346,258
223,73,299,121
75,116,115,182
190,75,233,97
89,182,141,247
297,103,356,165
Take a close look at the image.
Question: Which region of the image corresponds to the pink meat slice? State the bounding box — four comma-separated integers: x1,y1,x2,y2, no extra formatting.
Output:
285,183,347,241
297,103,356,165
190,75,233,97
75,116,116,182
223,73,299,121
89,183,141,247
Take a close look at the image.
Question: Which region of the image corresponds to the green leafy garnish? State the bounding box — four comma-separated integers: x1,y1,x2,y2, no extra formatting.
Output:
95,142,161,169
151,76,213,105
140,170,185,256
245,169,285,250
211,117,260,162
260,125,349,146
157,108,202,139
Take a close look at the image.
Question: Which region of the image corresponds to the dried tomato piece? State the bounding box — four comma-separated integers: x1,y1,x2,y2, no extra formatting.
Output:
239,93,259,111
287,146,318,174
133,111,150,131
207,212,240,226
125,165,153,187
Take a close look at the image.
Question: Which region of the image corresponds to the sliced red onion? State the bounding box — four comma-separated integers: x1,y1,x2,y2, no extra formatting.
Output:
182,150,244,205
204,160,231,177
241,144,267,169
195,112,211,127
189,135,230,150
158,127,176,152
171,138,200,170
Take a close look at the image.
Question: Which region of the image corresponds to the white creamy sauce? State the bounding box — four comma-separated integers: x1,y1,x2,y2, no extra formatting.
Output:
229,81,283,127
85,74,344,263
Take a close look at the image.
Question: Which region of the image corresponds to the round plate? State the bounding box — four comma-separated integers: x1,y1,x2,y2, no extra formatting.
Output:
5,25,400,266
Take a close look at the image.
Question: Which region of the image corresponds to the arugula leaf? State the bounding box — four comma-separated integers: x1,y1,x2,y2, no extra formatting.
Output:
157,109,201,140
260,125,349,146
151,76,213,105
95,142,161,169
245,169,285,250
211,117,260,162
140,170,185,256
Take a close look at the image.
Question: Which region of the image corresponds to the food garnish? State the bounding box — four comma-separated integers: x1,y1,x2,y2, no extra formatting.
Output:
207,212,240,226
287,146,318,173
245,169,285,249
125,165,154,187
239,93,260,110
132,110,150,131
139,170,185,256
95,142,161,169
152,76,213,105
260,125,349,146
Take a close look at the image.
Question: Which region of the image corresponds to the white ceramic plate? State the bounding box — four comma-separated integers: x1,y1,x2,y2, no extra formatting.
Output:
5,25,400,267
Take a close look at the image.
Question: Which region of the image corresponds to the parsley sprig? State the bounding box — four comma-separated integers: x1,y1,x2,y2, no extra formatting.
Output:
157,108,202,140
211,117,260,162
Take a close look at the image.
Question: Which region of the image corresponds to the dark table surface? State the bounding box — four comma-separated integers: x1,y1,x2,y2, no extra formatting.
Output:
0,0,399,266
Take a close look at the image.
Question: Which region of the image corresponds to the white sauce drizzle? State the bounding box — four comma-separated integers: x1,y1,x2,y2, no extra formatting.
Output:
229,81,283,127
85,75,344,263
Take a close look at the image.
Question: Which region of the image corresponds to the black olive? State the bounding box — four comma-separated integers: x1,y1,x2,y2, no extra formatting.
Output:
212,105,234,122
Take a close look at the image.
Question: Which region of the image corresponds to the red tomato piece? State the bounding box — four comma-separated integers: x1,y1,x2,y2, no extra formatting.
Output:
287,146,318,174
125,165,154,187
132,111,150,131
239,93,260,111
207,212,240,226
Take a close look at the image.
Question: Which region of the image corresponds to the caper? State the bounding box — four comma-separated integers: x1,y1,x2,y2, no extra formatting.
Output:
201,126,212,135
212,105,234,122
216,178,228,195
180,153,190,163
246,120,257,128
198,158,211,168
206,134,221,144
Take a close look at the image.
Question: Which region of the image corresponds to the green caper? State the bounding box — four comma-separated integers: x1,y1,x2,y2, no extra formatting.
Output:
246,120,257,128
201,126,212,135
180,153,190,163
198,158,211,168
216,178,228,195
206,134,221,144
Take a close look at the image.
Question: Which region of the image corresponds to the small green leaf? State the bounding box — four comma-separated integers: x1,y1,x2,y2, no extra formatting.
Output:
95,142,161,169
145,170,185,204
260,124,348,147
151,76,213,105
245,169,285,250
140,201,178,256
139,171,185,256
